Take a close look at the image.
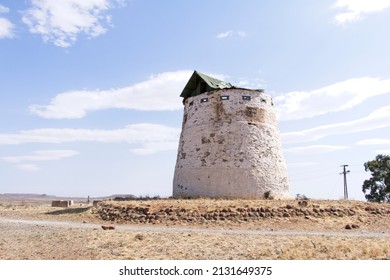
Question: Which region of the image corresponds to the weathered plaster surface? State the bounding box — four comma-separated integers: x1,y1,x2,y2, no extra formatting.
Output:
173,89,289,198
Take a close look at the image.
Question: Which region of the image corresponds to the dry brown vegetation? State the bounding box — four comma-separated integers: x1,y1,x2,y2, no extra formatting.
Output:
0,197,389,260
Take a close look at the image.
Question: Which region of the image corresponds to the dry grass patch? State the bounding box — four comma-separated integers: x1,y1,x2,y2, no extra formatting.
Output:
86,230,390,260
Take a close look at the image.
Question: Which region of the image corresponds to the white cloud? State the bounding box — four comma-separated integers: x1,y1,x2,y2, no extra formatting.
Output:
30,70,192,119
2,150,78,163
216,30,233,39
284,145,350,154
275,77,390,121
356,138,390,145
0,18,14,39
130,141,179,155
282,105,390,144
0,5,14,39
216,30,246,39
16,164,41,172
22,0,125,47
0,5,10,14
332,0,390,24
0,123,181,155
3,150,78,172
236,78,266,90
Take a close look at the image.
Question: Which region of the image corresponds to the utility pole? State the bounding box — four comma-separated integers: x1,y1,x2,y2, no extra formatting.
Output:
340,165,350,200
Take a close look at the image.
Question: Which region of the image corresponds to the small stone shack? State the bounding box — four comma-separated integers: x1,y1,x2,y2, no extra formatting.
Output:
51,200,73,207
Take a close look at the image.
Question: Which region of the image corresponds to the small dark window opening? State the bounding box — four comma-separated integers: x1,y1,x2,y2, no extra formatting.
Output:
220,96,229,100
261,98,267,103
189,101,194,106
242,96,251,101
200,98,208,103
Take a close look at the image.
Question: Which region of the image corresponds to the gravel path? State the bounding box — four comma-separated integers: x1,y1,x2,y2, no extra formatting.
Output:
2,216,389,238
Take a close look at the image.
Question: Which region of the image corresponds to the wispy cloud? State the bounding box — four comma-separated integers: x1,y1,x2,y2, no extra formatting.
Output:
29,69,270,120
2,150,79,172
236,78,266,90
216,30,247,39
282,105,390,144
275,77,390,121
284,145,350,154
0,124,180,155
22,0,126,47
0,5,10,14
30,70,192,119
0,5,14,39
356,138,390,145
130,141,179,156
0,18,14,39
332,0,390,24
16,164,41,172
2,150,78,163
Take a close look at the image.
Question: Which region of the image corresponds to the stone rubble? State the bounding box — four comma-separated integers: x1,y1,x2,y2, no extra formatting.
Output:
94,201,390,226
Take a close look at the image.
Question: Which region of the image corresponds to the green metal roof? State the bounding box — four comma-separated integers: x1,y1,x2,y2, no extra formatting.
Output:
180,70,234,98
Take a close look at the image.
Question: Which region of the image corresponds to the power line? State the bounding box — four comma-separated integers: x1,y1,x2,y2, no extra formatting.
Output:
340,165,350,200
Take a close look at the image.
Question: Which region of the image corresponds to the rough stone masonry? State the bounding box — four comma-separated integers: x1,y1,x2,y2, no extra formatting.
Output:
173,72,289,198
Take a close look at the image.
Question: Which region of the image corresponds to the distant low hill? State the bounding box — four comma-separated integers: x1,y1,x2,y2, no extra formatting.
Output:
2,193,56,198
0,193,138,203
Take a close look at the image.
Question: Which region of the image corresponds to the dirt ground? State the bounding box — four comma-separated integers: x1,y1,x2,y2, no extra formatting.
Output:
0,197,389,260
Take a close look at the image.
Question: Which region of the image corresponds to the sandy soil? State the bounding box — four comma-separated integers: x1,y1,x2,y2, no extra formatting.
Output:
0,198,389,260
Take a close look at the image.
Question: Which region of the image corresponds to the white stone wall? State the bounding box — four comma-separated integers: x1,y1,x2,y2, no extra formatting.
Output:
173,89,289,198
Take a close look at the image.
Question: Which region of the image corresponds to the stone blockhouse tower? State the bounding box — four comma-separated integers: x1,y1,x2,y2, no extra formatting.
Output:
173,71,289,198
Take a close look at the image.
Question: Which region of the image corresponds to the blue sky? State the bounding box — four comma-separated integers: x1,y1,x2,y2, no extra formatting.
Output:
0,0,389,200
